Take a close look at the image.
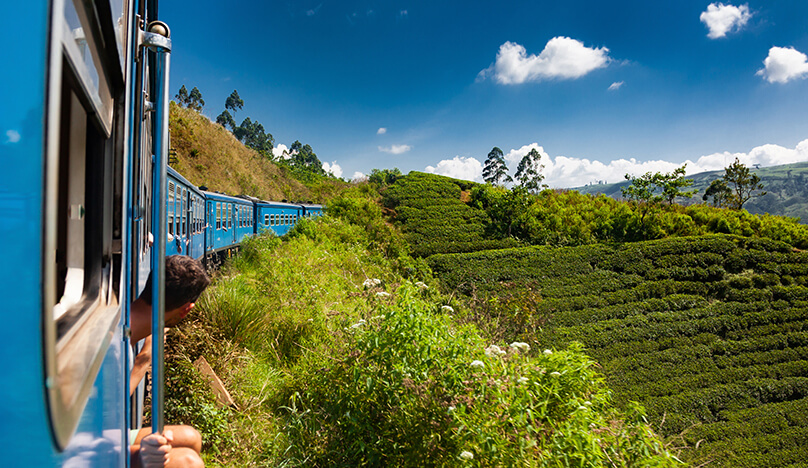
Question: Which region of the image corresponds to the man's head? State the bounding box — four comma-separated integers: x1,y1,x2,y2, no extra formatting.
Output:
140,255,211,324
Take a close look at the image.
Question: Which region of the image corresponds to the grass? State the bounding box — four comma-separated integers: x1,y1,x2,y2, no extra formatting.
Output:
163,214,678,466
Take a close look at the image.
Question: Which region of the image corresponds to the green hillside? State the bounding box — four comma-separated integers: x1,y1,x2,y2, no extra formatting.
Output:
574,162,808,223
429,234,808,467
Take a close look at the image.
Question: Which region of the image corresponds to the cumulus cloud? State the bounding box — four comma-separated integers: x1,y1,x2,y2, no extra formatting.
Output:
757,46,808,83
424,140,808,188
478,37,610,85
272,144,291,159
5,130,21,144
377,127,387,135
379,144,411,154
351,171,366,182
700,3,751,39
608,81,624,91
425,156,484,182
322,161,343,178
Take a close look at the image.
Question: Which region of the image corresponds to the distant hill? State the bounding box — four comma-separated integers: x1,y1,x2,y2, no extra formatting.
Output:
572,162,808,223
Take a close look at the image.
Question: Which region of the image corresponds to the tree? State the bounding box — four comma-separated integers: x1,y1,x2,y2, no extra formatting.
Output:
514,148,545,193
215,110,236,131
657,165,696,205
482,147,511,186
234,117,274,154
702,179,732,208
187,87,205,112
621,164,695,206
175,85,190,107
225,90,244,114
288,140,325,174
369,168,403,187
723,158,766,210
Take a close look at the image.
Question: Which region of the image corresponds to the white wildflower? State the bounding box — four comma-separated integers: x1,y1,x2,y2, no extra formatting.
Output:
307,318,314,322
350,319,366,329
460,451,474,460
370,315,385,320
484,345,507,357
509,342,531,352
584,401,592,406
578,406,588,411
447,406,456,413
376,291,391,297
543,349,553,355
415,281,428,289
441,305,454,313
363,278,382,288
550,371,561,377
470,360,485,369
518,377,529,384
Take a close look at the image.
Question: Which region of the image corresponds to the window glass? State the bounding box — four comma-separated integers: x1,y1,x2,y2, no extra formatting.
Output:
216,202,221,230
168,182,174,235
182,188,187,237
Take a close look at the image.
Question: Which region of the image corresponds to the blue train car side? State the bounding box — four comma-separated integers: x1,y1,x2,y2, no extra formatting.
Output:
167,166,206,260
255,200,303,236
204,191,254,264
301,203,325,219
0,0,169,464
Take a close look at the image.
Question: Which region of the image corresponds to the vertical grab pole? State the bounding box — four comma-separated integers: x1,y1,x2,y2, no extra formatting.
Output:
142,21,171,435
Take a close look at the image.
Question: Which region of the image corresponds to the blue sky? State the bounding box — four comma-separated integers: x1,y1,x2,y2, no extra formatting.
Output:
162,1,808,187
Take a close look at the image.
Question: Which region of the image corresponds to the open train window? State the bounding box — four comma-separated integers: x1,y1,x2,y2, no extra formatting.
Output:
216,202,221,230
167,182,174,236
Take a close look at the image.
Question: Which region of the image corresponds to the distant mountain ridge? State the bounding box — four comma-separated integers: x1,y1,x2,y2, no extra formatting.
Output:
572,161,808,223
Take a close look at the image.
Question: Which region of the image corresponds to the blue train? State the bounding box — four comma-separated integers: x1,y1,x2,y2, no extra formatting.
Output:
0,0,321,465
167,166,322,265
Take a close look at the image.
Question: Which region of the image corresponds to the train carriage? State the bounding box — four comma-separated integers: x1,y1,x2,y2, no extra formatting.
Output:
203,191,253,265
301,203,325,219
0,0,173,464
167,166,206,259
254,200,303,236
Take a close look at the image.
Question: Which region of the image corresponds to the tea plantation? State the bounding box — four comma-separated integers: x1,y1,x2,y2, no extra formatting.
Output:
428,234,808,466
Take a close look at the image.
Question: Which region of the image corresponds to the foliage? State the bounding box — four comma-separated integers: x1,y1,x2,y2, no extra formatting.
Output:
225,90,244,113
723,157,767,210
368,167,403,187
382,172,518,257
280,285,678,467
288,140,325,175
233,117,274,155
514,148,545,193
621,165,696,208
188,87,205,111
429,233,808,466
175,85,189,107
703,178,732,207
482,147,512,186
215,109,236,130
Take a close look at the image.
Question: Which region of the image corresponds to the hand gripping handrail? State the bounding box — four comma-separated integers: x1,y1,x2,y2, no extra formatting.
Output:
142,20,171,435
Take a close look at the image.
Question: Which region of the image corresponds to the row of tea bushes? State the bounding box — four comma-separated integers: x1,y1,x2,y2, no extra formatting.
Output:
429,234,808,466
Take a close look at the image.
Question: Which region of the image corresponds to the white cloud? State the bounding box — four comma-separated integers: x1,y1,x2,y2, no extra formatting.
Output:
478,37,610,85
757,46,808,84
377,127,387,135
379,144,411,154
425,156,484,182
5,130,21,144
351,171,366,182
608,81,624,91
700,3,751,39
503,143,548,167
543,139,808,188
322,161,343,178
273,144,291,159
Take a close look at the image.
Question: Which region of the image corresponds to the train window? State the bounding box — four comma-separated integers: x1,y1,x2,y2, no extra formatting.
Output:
167,182,174,236
182,188,187,237
228,204,232,229
216,202,221,230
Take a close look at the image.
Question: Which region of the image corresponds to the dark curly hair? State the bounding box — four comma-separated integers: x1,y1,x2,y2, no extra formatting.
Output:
140,255,211,310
